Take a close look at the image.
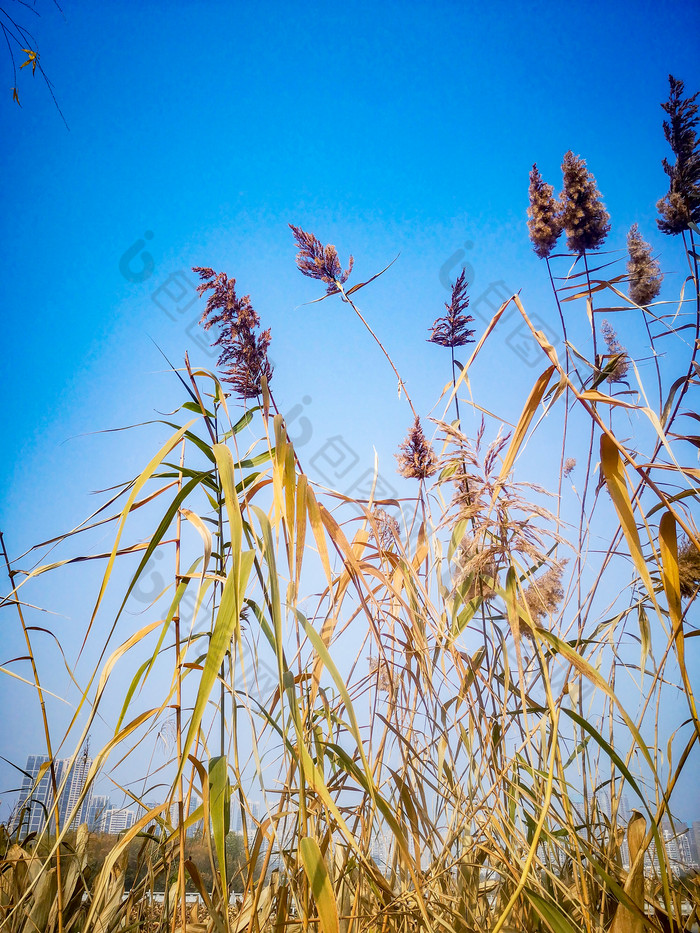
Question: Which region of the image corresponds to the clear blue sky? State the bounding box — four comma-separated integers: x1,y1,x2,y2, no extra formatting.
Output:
1,0,699,821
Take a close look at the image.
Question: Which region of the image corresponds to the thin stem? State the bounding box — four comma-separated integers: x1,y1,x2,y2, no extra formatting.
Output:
337,283,418,419
220,663,226,758
640,304,664,414
172,441,187,933
185,351,217,446
546,256,571,547
578,250,600,846
0,531,65,932
0,531,63,933
663,227,700,431
582,250,598,369
450,346,461,427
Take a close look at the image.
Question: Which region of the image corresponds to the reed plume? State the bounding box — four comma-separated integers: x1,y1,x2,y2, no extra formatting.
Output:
600,320,630,383
396,417,438,479
193,266,272,399
560,150,611,253
438,419,562,585
428,269,475,348
678,536,700,599
289,224,354,294
657,75,700,235
626,223,663,306
527,164,562,259
290,223,417,416
522,562,566,624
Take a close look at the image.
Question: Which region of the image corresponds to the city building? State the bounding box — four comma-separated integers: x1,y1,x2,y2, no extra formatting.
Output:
370,829,392,871
595,791,633,869
233,799,261,833
169,793,202,838
12,755,65,835
98,807,136,834
691,821,700,864
59,748,93,829
85,795,139,835
88,795,111,832
12,752,92,836
651,818,697,876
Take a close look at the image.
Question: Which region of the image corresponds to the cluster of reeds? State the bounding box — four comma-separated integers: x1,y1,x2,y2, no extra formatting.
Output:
1,75,699,933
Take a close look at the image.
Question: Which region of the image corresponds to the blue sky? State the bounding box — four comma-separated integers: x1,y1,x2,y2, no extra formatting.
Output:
1,0,699,822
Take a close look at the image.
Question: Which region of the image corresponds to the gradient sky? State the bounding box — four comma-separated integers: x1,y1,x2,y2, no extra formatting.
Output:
1,0,699,821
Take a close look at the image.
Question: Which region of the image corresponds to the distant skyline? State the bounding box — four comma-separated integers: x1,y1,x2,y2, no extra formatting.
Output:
1,0,699,823
12,747,700,874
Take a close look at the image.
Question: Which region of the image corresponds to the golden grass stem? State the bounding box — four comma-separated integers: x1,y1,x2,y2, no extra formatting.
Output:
0,531,65,933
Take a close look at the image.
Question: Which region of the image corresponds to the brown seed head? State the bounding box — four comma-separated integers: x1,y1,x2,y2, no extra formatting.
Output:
627,224,663,307
371,507,400,550
396,417,438,480
527,164,562,259
560,151,611,253
678,536,700,599
437,418,564,597
368,656,393,693
657,75,700,235
522,562,567,624
289,224,354,295
193,266,273,399
600,320,629,383
428,268,475,348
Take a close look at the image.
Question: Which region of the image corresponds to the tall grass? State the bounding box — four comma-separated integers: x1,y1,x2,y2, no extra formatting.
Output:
2,78,700,933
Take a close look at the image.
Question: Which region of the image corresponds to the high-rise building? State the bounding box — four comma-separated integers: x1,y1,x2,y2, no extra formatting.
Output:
88,795,111,832
13,755,65,835
58,748,93,830
370,829,392,871
647,818,697,875
595,790,632,868
169,794,203,838
233,800,261,834
691,821,700,864
12,752,92,836
99,808,136,834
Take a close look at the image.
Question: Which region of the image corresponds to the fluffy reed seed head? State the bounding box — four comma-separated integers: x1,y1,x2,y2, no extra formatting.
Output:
560,150,611,253
600,320,630,383
193,266,273,399
678,537,700,599
453,538,499,603
371,507,400,550
657,75,700,235
428,269,475,348
627,224,663,307
563,457,576,478
522,562,567,624
437,418,563,596
527,164,562,259
396,417,438,480
289,224,354,295
368,656,392,693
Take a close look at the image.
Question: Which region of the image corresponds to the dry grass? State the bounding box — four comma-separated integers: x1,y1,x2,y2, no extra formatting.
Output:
2,80,700,933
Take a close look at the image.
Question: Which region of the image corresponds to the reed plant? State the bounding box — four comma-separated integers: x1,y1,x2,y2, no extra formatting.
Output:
1,75,699,933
